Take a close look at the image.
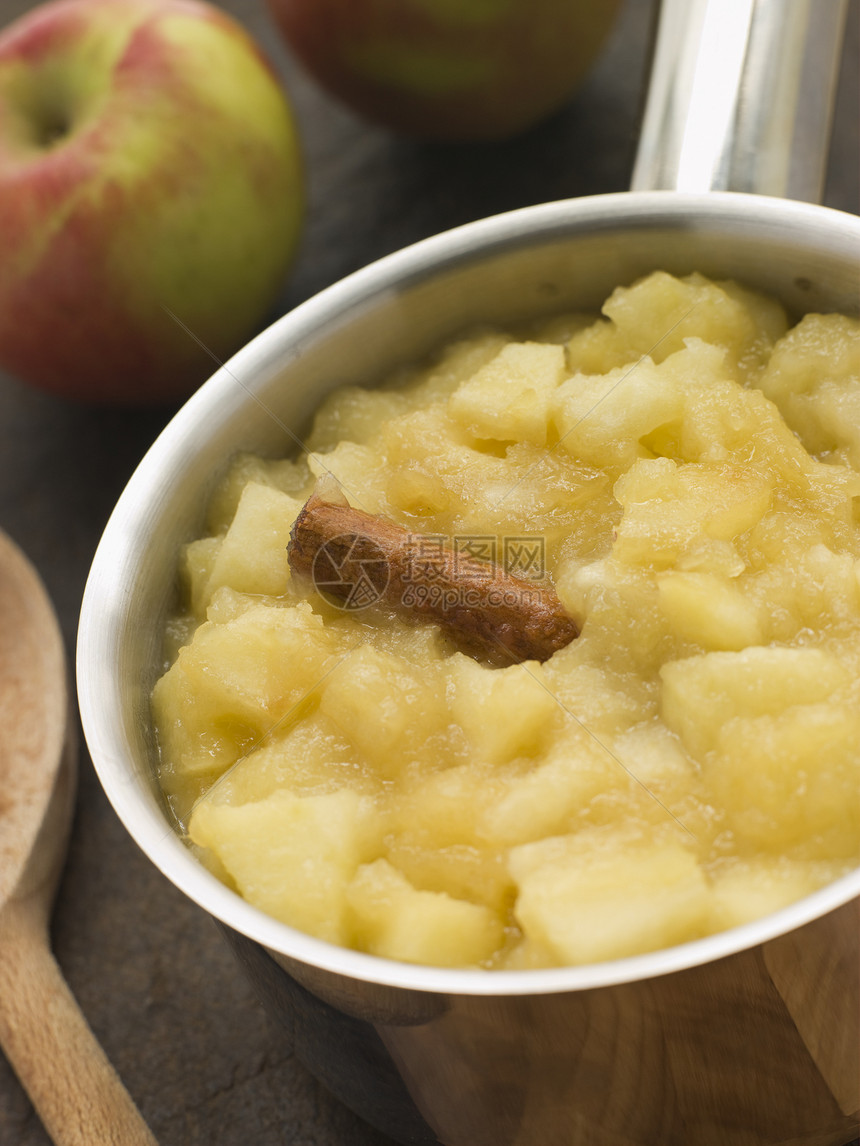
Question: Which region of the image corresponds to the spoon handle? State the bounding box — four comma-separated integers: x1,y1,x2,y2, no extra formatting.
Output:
0,896,158,1146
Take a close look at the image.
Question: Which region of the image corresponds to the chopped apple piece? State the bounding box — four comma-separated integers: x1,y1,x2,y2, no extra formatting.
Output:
553,355,684,470
567,271,787,381
205,451,310,534
392,763,509,850
205,586,280,625
614,458,773,567
757,313,860,467
709,858,843,931
383,839,513,913
190,787,381,945
610,721,696,805
478,735,620,847
308,441,389,514
448,341,566,447
449,655,558,764
656,570,763,650
152,601,345,811
318,644,439,775
200,711,382,807
660,645,851,759
305,386,411,451
205,481,302,602
411,331,514,404
510,830,709,964
710,702,860,851
179,603,338,725
347,858,504,967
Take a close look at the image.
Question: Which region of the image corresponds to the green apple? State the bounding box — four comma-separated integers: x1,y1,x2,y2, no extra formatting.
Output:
266,0,622,141
0,0,304,404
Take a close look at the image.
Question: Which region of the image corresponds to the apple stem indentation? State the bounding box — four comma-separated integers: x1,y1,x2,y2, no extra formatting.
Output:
34,105,72,147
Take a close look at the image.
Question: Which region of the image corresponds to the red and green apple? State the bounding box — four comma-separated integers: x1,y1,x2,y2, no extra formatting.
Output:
266,0,623,141
0,0,305,404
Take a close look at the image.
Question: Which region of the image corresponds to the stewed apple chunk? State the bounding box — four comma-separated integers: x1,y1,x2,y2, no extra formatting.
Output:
346,859,504,967
567,270,787,381
448,341,567,447
152,601,347,812
553,354,684,471
709,856,855,930
660,646,852,759
317,644,441,775
656,570,763,651
614,458,774,567
709,702,860,853
447,655,559,764
757,313,860,466
202,482,302,606
190,787,382,945
510,830,709,965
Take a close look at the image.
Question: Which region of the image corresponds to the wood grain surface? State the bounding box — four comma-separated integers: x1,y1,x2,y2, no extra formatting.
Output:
0,0,857,1143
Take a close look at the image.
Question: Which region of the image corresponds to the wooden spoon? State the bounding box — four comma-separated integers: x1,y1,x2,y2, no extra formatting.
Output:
0,528,157,1146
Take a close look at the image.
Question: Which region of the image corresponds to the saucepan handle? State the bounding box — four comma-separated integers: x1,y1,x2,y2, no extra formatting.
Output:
630,0,849,202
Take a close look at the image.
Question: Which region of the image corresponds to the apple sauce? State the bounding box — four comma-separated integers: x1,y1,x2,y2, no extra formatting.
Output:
151,270,860,970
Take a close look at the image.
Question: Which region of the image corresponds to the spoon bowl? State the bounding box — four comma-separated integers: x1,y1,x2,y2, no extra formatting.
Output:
0,527,68,911
0,527,157,1146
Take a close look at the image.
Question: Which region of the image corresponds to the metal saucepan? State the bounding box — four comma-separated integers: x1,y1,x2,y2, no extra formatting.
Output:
77,2,859,1143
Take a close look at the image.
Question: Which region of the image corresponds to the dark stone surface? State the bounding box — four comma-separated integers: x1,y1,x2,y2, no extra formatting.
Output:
0,0,856,1143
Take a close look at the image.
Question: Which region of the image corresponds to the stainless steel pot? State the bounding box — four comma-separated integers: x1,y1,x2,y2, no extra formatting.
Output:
77,2,860,1143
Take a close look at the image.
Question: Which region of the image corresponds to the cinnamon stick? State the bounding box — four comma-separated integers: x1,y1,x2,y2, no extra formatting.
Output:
287,493,578,665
